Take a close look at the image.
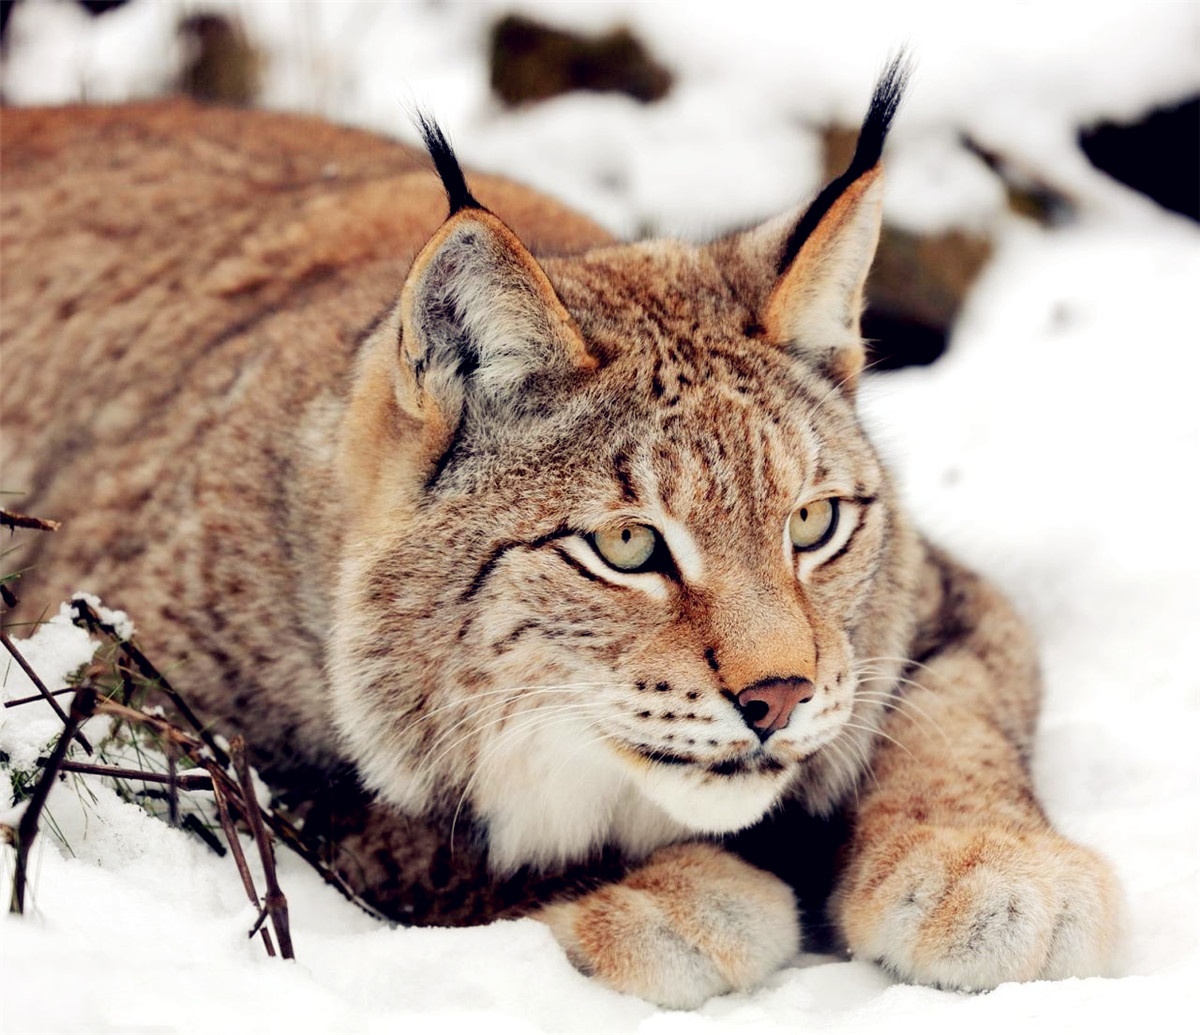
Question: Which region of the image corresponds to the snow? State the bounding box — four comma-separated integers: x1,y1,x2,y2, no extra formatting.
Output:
2,1,1198,1032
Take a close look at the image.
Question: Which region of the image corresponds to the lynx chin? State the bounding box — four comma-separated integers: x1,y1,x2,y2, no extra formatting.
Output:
1,55,1119,1007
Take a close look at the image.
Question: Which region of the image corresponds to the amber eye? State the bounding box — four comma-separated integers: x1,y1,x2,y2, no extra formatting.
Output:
590,524,659,572
789,498,839,551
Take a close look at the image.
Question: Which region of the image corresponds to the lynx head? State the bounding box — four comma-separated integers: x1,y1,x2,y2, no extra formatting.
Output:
330,58,922,872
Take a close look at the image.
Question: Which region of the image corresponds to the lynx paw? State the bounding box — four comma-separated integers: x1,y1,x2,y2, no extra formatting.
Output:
835,825,1120,990
536,842,800,1009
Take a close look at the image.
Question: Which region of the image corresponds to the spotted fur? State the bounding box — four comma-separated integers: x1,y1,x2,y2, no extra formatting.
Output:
1,66,1117,1008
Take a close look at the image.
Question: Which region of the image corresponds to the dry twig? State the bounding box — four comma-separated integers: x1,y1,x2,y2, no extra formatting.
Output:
55,760,213,790
10,686,95,914
231,737,294,959
211,776,276,956
70,598,228,768
166,745,180,828
0,508,61,533
5,686,75,708
5,601,388,941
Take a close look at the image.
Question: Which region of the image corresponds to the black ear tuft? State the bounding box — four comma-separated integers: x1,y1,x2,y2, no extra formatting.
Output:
776,52,911,275
414,111,484,216
849,51,910,177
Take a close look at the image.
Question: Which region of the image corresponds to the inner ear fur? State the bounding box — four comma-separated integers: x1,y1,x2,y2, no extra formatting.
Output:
762,166,885,396
395,206,596,455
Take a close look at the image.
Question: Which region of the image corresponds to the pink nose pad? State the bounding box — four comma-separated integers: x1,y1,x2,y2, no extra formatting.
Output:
734,678,814,739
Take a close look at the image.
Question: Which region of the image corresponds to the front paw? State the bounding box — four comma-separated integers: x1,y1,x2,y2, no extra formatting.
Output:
833,825,1120,990
536,842,800,1009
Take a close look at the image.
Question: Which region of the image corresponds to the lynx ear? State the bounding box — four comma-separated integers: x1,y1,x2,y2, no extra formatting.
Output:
395,118,596,447
753,57,908,398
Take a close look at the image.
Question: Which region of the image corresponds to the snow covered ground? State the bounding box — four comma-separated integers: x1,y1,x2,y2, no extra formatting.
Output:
2,1,1198,1032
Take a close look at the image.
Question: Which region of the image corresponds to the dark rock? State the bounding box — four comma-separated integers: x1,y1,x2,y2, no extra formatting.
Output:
865,226,992,370
0,1,14,47
490,13,672,107
861,310,948,370
961,135,1076,227
178,12,261,107
77,0,127,14
1081,96,1199,221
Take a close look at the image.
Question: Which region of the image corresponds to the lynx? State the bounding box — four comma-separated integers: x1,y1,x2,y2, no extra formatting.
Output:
1,61,1118,1007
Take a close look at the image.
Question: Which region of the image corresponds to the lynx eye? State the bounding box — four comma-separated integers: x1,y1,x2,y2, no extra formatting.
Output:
789,498,839,552
590,524,659,572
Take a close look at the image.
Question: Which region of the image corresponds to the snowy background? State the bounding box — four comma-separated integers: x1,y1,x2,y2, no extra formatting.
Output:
2,1,1198,1032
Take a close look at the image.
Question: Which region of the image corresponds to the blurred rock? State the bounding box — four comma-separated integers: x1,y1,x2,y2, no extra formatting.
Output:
0,1,13,47
823,126,993,371
862,228,992,370
77,0,126,13
490,14,672,107
961,136,1076,227
1080,96,1199,222
178,11,261,107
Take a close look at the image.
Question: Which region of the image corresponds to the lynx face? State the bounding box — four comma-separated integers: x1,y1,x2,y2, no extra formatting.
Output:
329,78,919,872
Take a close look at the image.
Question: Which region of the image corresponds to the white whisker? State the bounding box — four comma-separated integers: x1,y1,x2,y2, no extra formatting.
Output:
413,699,597,792
856,654,941,680
854,688,948,741
841,720,916,761
400,680,635,732
824,737,862,810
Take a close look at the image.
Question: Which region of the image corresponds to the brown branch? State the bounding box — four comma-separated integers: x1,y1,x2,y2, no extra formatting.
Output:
210,774,275,957
254,801,375,913
248,904,270,939
11,686,96,914
55,760,213,790
5,687,75,708
166,746,179,827
70,598,228,768
12,623,386,925
0,508,61,533
92,698,205,753
231,737,293,959
0,631,92,754
89,698,379,912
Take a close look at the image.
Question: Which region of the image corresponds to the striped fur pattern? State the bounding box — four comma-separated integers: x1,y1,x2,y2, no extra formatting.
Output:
0,61,1117,1008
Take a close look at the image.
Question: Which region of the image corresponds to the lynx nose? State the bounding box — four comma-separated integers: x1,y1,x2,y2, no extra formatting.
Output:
734,678,813,740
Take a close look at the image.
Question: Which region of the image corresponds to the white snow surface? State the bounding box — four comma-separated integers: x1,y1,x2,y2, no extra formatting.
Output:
2,1,1198,1032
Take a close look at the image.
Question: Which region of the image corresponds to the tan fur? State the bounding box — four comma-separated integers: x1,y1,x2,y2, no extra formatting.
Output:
0,97,1118,1008
538,843,799,1008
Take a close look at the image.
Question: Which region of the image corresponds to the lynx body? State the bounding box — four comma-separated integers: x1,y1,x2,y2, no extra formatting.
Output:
0,68,1118,1006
